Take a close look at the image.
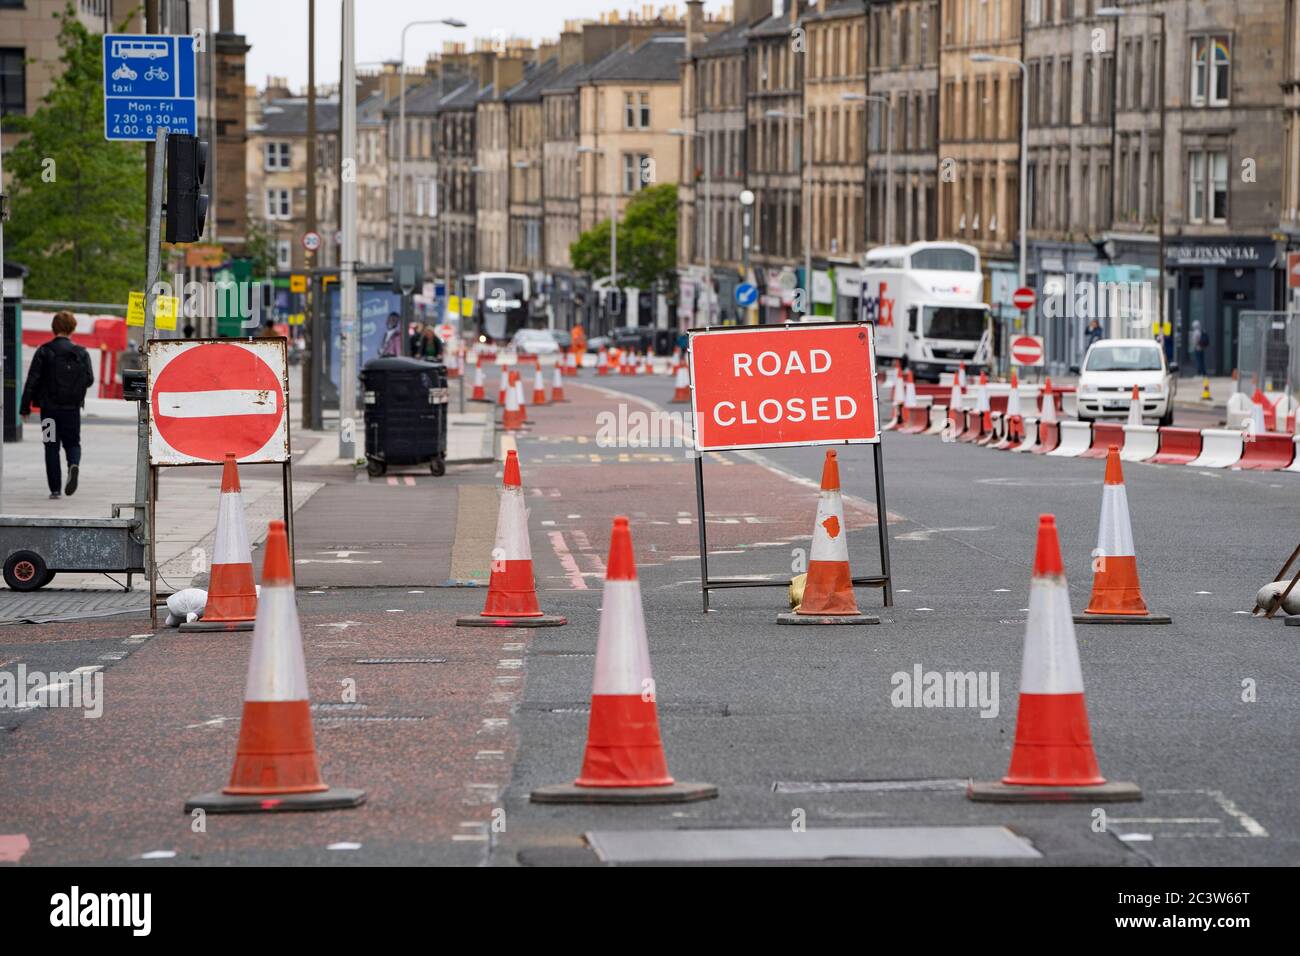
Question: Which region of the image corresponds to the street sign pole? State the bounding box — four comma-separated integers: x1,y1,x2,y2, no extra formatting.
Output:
338,0,357,460
135,127,166,592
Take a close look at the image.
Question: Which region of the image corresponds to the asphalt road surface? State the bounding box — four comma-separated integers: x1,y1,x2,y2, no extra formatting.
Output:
0,368,1294,867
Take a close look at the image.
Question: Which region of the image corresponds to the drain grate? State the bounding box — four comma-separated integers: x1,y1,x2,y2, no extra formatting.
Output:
317,715,427,724
772,778,969,795
524,700,730,717
311,702,368,712
354,657,447,665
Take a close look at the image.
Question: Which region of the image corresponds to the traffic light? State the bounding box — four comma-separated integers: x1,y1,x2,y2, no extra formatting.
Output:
165,133,208,243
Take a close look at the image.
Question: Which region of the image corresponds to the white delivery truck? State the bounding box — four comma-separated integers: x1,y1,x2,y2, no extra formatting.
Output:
858,241,993,381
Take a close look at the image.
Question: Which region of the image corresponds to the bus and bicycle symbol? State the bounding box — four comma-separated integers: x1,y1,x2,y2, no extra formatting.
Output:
109,39,170,82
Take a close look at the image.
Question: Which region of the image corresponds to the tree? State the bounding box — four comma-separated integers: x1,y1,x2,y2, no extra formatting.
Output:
4,3,145,303
243,214,279,278
570,183,677,291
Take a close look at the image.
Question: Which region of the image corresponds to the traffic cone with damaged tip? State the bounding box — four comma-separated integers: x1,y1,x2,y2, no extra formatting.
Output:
1077,447,1170,624
530,516,716,804
778,451,879,625
969,515,1141,803
182,454,256,632
185,521,365,813
532,364,547,406
457,451,565,627
671,363,690,403
551,364,566,402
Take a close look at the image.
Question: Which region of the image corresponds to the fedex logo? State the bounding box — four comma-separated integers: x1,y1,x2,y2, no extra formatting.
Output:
860,281,895,327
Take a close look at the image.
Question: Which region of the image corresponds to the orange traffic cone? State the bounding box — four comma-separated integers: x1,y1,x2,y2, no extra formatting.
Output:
778,451,878,625
1252,387,1275,432
182,454,257,632
185,520,365,812
532,364,547,406
551,363,566,402
1076,447,1170,624
530,516,716,804
497,367,507,405
969,515,1141,802
597,348,609,375
457,450,565,627
502,373,525,431
470,361,487,402
513,370,528,422
670,363,690,403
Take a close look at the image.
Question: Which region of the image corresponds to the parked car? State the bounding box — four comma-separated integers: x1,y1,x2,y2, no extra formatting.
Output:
1072,338,1177,426
510,328,560,356
551,329,572,351
610,326,655,352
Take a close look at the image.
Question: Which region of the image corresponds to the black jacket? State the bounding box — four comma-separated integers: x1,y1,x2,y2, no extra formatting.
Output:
20,335,95,413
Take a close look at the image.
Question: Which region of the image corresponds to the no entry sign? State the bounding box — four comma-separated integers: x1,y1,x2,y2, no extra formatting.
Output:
1012,287,1036,311
148,339,289,465
689,323,879,451
1010,334,1045,367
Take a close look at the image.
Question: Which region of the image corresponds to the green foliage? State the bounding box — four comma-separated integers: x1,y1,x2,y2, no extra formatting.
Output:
243,215,279,278
5,3,145,302
570,183,677,290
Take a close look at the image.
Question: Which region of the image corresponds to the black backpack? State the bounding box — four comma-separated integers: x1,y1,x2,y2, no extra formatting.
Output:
45,344,93,407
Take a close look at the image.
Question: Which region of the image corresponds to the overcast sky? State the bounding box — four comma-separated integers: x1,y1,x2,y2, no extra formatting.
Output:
236,0,742,92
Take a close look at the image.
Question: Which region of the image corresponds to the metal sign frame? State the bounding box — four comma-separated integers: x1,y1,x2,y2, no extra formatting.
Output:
686,321,892,613
143,336,295,626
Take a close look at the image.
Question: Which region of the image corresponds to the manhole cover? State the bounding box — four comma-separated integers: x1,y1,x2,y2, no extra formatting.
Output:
585,826,1040,863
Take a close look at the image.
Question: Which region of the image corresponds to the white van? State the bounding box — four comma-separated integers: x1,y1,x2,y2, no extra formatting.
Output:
859,241,993,380
1073,338,1178,426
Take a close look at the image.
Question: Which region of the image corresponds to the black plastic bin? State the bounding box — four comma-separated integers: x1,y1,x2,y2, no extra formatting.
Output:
360,356,449,477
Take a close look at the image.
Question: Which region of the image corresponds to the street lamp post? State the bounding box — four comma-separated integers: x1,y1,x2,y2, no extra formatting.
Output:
397,17,465,250
842,92,894,244
971,52,1030,372
765,109,811,318
1098,6,1167,342
577,145,618,327
740,188,754,324
670,128,710,323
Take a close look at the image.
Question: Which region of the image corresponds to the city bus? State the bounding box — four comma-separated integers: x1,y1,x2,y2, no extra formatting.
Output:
466,272,531,344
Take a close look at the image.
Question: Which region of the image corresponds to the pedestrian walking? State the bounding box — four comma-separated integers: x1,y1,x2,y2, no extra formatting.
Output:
417,326,444,361
19,311,94,499
1192,321,1210,377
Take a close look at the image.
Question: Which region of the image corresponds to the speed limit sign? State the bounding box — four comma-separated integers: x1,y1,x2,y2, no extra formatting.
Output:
301,231,322,252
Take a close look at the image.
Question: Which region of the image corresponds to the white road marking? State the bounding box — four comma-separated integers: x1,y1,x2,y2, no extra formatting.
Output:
138,850,177,859
327,842,362,851
156,389,277,418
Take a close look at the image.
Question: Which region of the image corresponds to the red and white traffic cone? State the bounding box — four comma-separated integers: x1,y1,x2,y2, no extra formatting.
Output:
670,363,690,403
995,367,1024,449
778,450,878,625
530,516,716,804
470,361,487,402
512,370,528,422
1126,384,1143,428
1076,446,1170,624
532,364,547,406
185,520,365,812
1249,387,1270,433
597,348,609,375
551,363,566,402
457,450,565,627
182,453,257,632
502,374,525,431
566,350,578,377
497,367,507,406
882,368,906,431
956,361,967,389
969,514,1141,802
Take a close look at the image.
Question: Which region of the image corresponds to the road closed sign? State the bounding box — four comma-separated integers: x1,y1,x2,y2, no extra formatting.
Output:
689,323,879,451
148,338,289,466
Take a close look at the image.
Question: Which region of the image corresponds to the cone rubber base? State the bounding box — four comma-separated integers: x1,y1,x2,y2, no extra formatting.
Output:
967,780,1142,803
1286,616,1300,626
177,619,255,632
776,612,880,625
456,614,567,628
529,781,718,805
184,786,366,814
1073,612,1171,625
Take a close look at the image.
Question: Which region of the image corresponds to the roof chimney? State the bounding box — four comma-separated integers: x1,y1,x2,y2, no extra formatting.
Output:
685,0,704,55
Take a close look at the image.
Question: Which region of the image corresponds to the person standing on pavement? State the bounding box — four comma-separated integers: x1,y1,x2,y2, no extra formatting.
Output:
19,310,94,499
1084,317,1104,351
1192,321,1210,377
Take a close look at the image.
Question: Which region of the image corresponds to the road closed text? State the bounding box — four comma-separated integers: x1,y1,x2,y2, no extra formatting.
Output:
690,325,879,451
